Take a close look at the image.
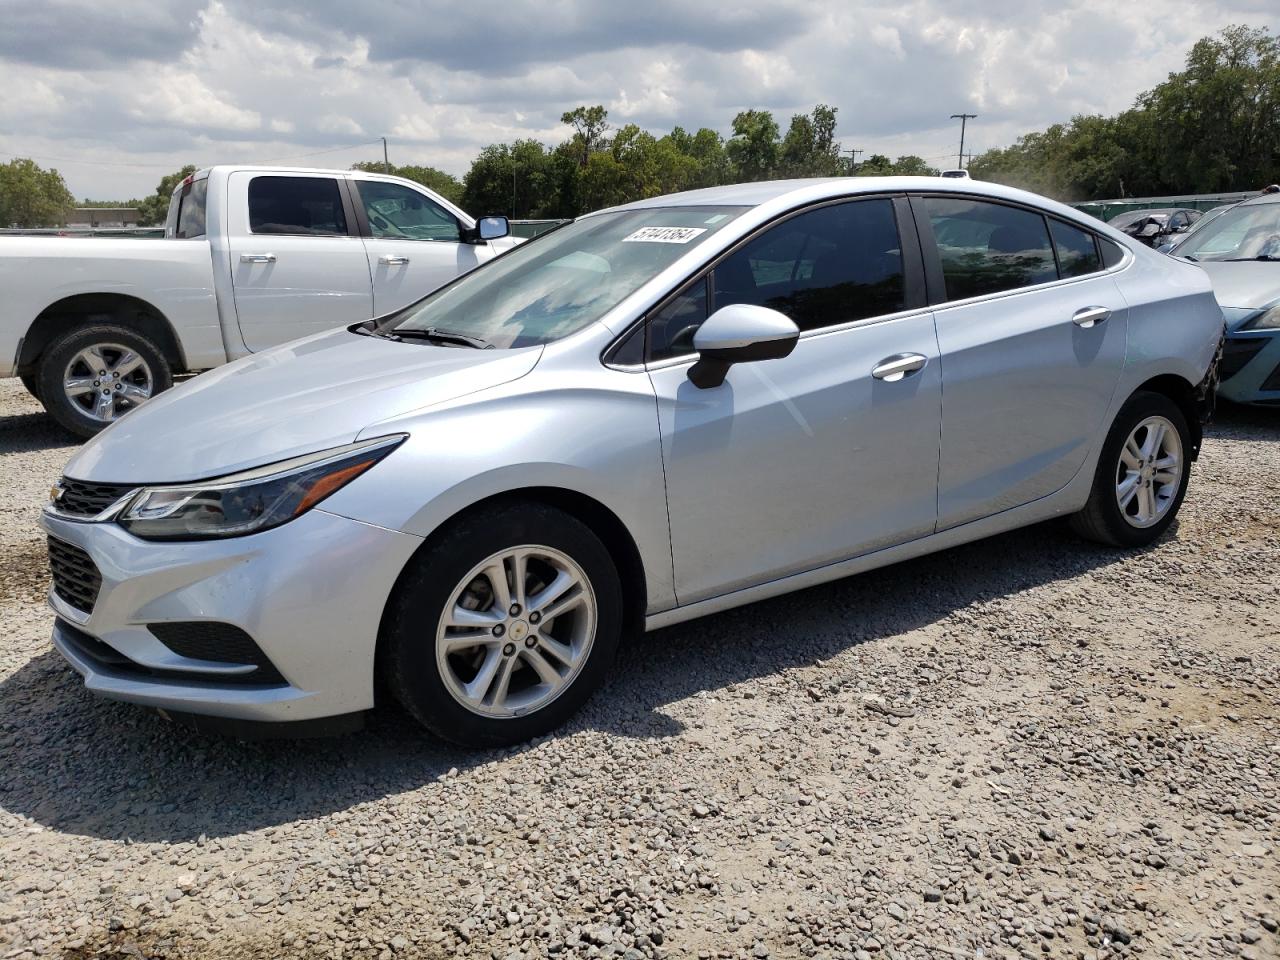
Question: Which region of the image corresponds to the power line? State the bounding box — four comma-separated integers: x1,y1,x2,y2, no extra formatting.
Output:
1,137,387,172
256,139,385,164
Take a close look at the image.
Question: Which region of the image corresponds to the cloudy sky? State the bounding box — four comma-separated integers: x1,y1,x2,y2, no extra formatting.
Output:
1,0,1276,201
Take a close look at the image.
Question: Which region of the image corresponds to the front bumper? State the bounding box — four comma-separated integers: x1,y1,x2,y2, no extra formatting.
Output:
41,507,422,723
1218,329,1280,405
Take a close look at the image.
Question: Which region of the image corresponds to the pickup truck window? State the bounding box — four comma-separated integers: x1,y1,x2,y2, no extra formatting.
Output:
166,178,208,239
248,176,349,236
354,180,461,242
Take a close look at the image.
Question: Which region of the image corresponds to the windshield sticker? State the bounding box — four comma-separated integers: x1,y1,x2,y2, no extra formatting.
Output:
623,226,707,244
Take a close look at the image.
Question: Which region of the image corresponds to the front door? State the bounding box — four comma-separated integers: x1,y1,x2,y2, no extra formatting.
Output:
914,195,1129,529
227,172,373,351
350,179,488,316
647,197,942,604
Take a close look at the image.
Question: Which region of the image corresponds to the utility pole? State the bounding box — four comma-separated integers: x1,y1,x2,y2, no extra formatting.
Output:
512,163,517,219
380,137,390,174
842,147,863,174
949,114,976,170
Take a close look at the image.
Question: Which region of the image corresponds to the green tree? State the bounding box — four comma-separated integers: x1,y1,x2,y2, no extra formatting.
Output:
0,158,76,228
351,161,463,204
779,104,843,177
726,109,781,181
135,165,197,226
561,105,611,166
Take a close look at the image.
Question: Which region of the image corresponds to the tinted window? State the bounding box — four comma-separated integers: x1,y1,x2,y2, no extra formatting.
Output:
649,278,709,359
248,176,348,236
715,199,905,333
1049,219,1102,278
925,197,1056,299
356,180,459,242
167,178,207,239
1099,237,1125,268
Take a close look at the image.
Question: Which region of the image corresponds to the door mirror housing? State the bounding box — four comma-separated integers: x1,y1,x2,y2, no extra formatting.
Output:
688,304,799,389
1139,222,1162,238
463,216,511,244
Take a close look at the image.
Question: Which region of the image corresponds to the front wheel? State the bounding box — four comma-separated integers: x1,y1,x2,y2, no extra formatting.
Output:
382,502,623,747
36,324,172,439
1070,391,1193,547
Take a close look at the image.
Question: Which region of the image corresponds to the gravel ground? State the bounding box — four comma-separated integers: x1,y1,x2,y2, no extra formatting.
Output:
0,378,1277,960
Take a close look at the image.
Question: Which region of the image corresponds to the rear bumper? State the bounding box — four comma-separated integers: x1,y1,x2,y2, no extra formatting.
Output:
41,507,422,724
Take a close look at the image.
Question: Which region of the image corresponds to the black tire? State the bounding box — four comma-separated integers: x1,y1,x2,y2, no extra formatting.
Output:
36,324,172,439
382,501,624,748
19,372,41,403
1070,391,1193,548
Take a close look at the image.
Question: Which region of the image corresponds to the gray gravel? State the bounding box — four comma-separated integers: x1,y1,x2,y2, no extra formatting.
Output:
1,377,1277,960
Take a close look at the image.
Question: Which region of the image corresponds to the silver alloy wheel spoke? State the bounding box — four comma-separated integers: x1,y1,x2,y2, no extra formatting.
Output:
436,544,597,719
1115,415,1182,529
63,342,154,422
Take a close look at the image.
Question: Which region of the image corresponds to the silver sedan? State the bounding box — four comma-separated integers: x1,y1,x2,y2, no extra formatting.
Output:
42,177,1223,746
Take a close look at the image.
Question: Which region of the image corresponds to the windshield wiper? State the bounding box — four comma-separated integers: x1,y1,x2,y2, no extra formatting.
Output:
384,327,493,349
1222,255,1280,262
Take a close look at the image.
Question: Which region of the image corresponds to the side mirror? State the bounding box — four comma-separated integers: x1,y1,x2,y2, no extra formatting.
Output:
1139,222,1162,238
688,304,799,389
477,216,510,241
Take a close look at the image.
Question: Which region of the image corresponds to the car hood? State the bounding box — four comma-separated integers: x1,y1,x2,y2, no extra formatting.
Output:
65,327,542,483
1197,261,1280,310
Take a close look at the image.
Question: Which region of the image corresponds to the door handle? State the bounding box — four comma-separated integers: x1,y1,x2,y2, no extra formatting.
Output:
871,353,928,382
1072,306,1111,328
239,253,276,263
379,255,410,265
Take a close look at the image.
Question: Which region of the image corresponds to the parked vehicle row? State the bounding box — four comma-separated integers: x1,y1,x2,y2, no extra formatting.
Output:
1169,191,1280,405
1109,206,1203,246
0,166,518,437
41,176,1223,746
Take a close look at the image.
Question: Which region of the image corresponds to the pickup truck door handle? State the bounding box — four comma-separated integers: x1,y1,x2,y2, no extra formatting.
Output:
378,255,411,266
1072,306,1111,328
240,253,276,264
871,353,928,382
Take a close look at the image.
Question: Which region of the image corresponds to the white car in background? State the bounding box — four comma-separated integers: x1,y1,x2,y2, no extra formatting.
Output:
0,166,516,436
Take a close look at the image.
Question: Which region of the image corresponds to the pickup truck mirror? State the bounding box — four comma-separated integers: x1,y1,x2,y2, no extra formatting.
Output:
468,216,510,243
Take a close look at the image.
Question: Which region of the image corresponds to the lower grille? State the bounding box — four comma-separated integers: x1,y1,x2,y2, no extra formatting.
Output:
47,537,102,614
1260,358,1280,392
56,619,288,688
1220,337,1267,380
149,622,287,685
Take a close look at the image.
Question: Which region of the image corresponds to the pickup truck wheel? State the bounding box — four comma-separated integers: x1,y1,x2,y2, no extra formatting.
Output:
19,373,41,403
37,325,172,439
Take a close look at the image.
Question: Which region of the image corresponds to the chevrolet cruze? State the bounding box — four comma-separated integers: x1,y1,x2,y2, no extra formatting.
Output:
42,177,1223,746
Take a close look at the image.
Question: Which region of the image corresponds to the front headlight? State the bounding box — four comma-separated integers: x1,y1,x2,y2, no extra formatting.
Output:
118,435,405,541
1244,305,1280,330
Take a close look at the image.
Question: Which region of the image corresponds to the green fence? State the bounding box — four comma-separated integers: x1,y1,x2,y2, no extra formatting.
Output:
510,219,567,239
1073,193,1256,222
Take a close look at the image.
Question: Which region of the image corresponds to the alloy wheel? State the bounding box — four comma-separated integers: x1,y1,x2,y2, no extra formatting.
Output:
435,545,597,719
1114,415,1183,528
62,343,154,422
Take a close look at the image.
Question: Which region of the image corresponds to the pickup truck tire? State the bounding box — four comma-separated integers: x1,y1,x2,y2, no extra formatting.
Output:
19,373,41,403
37,325,172,439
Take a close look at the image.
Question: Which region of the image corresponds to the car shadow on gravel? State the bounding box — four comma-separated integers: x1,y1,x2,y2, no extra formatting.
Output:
0,518,1134,844
0,410,78,456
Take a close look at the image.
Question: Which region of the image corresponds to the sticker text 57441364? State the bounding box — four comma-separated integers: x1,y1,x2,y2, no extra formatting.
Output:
622,226,708,244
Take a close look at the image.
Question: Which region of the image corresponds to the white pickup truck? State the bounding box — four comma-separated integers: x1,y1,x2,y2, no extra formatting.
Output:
0,165,517,436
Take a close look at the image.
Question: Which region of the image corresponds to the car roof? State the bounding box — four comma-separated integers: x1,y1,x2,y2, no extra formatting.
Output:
1236,192,1280,207
604,176,1090,217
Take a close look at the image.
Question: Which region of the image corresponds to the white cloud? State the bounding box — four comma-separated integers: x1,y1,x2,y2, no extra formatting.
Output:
0,0,1274,199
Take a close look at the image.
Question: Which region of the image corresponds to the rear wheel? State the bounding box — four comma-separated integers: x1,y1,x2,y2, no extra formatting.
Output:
1070,391,1192,547
382,502,623,747
36,324,171,439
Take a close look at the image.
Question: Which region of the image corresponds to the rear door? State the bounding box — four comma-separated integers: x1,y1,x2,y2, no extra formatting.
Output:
226,172,373,351
349,178,487,316
914,194,1129,529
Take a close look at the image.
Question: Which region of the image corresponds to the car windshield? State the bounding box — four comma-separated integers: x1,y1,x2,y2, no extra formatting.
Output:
1174,201,1280,261
382,206,747,347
